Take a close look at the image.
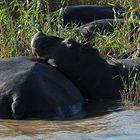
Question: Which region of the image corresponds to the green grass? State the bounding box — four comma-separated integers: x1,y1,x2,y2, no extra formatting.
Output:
0,0,140,106
0,0,139,57
121,69,140,108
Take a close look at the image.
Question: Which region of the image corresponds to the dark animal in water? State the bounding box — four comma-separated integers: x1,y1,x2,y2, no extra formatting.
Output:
31,32,140,100
0,56,85,120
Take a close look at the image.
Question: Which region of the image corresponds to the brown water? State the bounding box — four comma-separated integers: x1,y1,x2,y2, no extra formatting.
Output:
1,99,140,140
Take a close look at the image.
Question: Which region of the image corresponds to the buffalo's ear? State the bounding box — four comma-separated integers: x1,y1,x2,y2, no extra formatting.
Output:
62,38,73,48
80,42,92,53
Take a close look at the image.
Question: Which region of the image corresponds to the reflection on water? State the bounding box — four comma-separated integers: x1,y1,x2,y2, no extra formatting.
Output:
1,99,140,140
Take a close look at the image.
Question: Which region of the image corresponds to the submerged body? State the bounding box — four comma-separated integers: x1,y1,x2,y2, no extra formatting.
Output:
0,56,85,120
31,32,140,100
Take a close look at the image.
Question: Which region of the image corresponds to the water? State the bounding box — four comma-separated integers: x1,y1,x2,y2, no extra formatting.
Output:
1,99,140,140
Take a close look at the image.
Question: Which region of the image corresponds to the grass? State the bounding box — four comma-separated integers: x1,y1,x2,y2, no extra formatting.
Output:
0,0,140,107
121,68,140,108
0,0,139,56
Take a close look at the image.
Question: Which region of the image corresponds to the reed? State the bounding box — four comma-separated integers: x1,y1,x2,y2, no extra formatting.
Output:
121,71,140,108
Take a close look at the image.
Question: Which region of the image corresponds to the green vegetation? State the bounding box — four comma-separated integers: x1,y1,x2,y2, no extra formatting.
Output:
0,0,139,57
121,68,140,108
0,0,140,106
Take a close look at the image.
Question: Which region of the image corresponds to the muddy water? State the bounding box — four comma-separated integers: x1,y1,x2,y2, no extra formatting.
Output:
1,100,140,140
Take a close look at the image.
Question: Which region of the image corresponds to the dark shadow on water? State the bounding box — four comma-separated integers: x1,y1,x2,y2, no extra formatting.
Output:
85,99,124,118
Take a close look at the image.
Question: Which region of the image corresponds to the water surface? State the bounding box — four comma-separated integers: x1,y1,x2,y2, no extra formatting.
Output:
1,100,140,140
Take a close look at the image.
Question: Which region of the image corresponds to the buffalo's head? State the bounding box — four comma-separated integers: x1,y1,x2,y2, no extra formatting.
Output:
31,31,102,80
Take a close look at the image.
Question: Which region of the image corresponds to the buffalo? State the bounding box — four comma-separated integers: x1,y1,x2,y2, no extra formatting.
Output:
77,18,139,46
56,5,139,43
77,19,125,41
60,5,125,27
0,56,85,120
31,32,140,100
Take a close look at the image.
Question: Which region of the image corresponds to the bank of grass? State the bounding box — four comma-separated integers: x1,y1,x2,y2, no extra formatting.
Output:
121,71,140,108
0,0,140,106
0,0,139,57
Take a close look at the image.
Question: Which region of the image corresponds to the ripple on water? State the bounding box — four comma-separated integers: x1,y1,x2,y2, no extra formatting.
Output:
0,100,140,140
